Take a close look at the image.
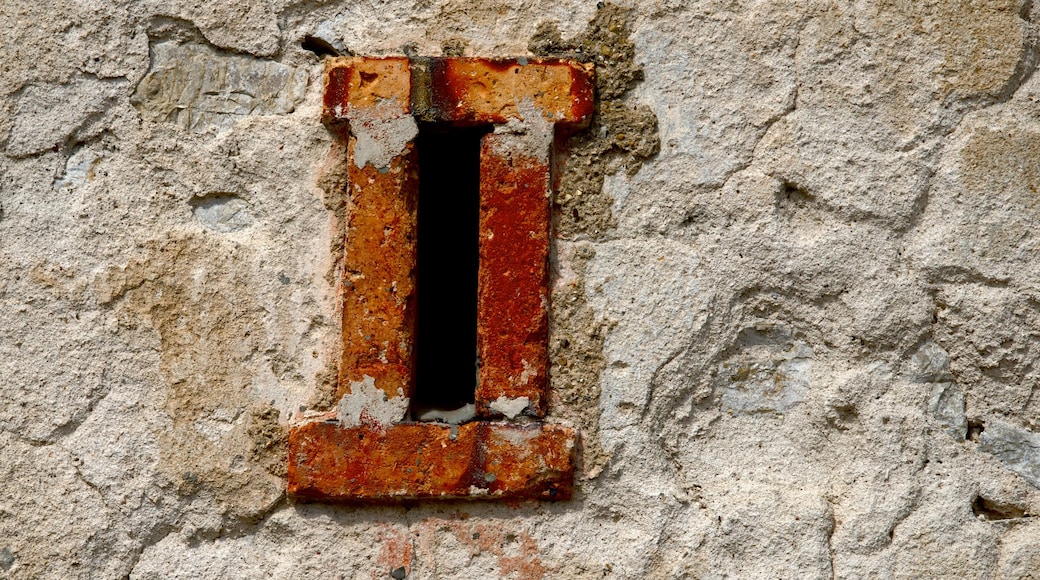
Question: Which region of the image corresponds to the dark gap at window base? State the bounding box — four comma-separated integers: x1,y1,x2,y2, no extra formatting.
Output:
412,123,491,420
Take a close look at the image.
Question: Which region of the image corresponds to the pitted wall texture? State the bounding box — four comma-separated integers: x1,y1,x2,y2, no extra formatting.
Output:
4,1,1040,578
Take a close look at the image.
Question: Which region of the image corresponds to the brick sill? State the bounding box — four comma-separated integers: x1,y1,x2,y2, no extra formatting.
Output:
288,421,576,502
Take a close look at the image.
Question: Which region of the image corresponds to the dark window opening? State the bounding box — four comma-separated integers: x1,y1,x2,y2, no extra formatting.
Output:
412,123,491,420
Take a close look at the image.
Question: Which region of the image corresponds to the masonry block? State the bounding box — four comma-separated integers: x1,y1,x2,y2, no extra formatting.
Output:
288,421,576,501
412,57,594,126
330,56,419,401
340,140,419,400
323,56,412,125
476,134,552,418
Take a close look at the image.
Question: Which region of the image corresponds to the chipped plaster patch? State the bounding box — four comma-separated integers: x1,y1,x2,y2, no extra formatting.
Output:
348,103,419,170
487,99,553,160
489,396,531,419
336,376,409,427
415,404,476,424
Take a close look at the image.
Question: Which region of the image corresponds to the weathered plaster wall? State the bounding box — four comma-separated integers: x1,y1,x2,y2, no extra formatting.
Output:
4,0,1040,577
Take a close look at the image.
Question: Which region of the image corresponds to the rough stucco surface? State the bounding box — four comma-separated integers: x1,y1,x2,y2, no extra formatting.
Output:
5,0,1040,578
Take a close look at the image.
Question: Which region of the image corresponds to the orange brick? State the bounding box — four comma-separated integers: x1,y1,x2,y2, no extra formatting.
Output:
419,57,594,125
475,135,551,418
323,56,412,125
288,421,576,501
328,56,419,400
339,139,419,400
296,55,592,502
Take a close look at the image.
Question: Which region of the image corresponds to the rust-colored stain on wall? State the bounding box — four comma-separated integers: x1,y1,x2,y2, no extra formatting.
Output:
288,55,592,501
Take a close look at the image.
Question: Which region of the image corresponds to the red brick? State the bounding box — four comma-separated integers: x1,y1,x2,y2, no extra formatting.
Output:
288,421,576,501
476,135,551,418
295,55,592,502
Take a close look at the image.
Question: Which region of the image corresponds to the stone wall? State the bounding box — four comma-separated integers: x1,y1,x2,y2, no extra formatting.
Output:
4,0,1040,577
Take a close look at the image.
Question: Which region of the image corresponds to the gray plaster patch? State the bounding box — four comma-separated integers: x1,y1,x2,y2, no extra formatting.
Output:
348,105,419,170
908,341,954,383
979,419,1040,488
488,396,531,419
486,100,554,160
6,75,126,158
415,403,476,424
0,547,14,571
190,193,254,233
718,328,813,415
927,382,966,441
131,41,307,133
336,376,409,427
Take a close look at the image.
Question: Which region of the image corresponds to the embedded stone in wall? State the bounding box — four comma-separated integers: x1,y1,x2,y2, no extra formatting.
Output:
906,341,965,440
131,41,308,133
189,193,254,233
927,382,966,441
6,75,126,158
979,419,1040,489
909,116,1040,285
53,146,103,190
908,341,954,383
718,327,812,415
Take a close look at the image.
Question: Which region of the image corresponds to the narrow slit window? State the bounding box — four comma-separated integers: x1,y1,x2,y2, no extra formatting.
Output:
413,124,490,419
289,56,594,502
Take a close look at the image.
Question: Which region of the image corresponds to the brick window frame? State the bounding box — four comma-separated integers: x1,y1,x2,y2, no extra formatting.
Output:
288,56,593,502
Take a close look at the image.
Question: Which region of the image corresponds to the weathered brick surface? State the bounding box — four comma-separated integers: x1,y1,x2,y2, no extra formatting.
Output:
292,55,589,501
288,421,576,501
476,135,552,417
414,57,594,125
323,56,412,124
329,56,419,400
339,141,419,400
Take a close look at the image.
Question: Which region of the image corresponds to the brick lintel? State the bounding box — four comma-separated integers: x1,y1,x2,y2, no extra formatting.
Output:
323,56,594,128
